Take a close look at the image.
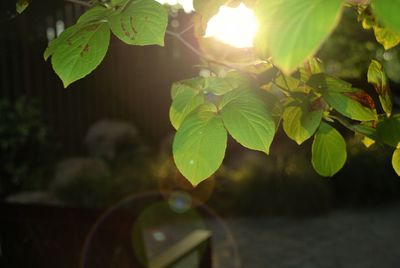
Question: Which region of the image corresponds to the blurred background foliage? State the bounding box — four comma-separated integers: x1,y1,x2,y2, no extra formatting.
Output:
319,7,400,83
0,97,59,198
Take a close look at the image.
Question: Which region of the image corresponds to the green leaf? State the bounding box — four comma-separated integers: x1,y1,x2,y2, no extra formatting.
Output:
283,101,324,145
111,0,127,6
352,123,378,141
171,77,205,99
44,25,78,61
308,74,377,121
308,73,352,92
109,0,168,46
50,23,110,87
372,0,400,34
220,88,276,154
368,60,393,117
204,77,234,96
255,0,344,73
299,58,323,82
373,26,400,50
169,82,204,130
323,91,377,121
77,6,110,24
45,6,109,62
275,75,300,91
312,122,347,177
16,0,30,14
173,103,227,186
393,148,400,176
377,115,400,148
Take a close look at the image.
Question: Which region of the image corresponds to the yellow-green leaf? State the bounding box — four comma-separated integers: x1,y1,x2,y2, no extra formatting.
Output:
283,102,323,145
372,0,400,34
312,122,347,177
173,104,227,186
393,148,400,176
368,60,393,117
255,0,344,73
308,73,377,121
169,82,204,130
220,88,276,154
374,26,400,50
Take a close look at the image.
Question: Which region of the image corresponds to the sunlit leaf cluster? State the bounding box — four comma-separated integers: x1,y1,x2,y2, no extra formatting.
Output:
24,0,400,185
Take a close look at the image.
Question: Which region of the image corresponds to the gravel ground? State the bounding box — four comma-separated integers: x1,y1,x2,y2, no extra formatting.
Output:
209,204,400,268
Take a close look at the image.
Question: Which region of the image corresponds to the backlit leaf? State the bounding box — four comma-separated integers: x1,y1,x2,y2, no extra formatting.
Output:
220,88,276,154
393,148,400,176
308,73,377,121
255,0,344,73
372,0,400,34
170,82,204,130
368,60,393,117
374,26,400,50
109,0,168,46
173,104,227,186
283,101,323,145
204,77,234,96
312,122,347,177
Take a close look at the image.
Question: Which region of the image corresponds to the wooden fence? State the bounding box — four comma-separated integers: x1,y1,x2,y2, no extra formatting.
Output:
0,0,199,155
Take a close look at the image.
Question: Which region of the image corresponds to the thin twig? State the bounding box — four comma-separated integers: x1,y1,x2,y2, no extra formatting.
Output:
165,30,266,72
179,24,194,36
65,0,92,7
166,30,240,70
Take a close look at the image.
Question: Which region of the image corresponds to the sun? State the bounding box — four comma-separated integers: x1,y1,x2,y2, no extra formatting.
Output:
205,3,258,49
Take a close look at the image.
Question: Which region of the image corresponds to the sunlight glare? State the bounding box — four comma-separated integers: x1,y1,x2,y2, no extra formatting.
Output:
156,0,194,13
205,3,258,48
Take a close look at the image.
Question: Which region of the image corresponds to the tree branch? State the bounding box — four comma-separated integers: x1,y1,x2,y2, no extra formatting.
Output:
166,30,263,72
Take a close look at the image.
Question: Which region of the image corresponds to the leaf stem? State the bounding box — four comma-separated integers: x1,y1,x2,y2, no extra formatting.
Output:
179,23,194,35
328,114,356,133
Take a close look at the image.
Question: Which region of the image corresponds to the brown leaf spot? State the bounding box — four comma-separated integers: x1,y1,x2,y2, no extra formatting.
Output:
130,17,138,35
344,91,376,109
310,97,326,111
80,44,90,57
